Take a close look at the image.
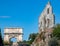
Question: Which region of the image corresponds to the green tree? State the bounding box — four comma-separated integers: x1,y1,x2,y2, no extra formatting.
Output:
48,37,58,46
48,24,60,46
28,33,38,44
52,24,60,39
18,40,30,46
0,28,3,46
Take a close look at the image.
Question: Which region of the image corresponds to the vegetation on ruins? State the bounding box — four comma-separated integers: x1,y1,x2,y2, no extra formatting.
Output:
48,24,60,46
52,24,60,39
48,37,58,46
28,24,60,46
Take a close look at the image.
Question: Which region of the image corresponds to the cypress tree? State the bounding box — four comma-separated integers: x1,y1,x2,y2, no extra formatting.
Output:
0,28,3,46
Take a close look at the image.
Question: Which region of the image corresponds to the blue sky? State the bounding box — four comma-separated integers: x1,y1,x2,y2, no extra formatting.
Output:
0,0,60,41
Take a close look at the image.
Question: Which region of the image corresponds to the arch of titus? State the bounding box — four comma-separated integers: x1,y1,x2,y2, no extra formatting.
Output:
4,28,23,43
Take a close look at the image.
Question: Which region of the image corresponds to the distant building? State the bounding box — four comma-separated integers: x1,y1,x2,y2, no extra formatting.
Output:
31,1,55,46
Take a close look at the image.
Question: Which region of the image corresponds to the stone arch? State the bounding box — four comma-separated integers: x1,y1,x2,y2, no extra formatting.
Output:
4,28,23,43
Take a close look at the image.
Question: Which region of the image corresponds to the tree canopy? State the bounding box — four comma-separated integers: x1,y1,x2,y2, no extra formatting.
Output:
48,24,60,46
52,24,60,39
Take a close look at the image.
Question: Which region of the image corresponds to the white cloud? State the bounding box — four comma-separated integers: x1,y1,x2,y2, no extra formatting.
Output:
0,16,11,18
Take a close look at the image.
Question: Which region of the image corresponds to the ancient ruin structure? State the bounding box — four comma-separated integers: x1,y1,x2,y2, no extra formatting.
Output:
4,28,23,43
31,1,55,46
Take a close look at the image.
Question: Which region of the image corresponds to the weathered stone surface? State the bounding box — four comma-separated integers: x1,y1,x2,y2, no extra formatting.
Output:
31,1,55,46
4,28,23,43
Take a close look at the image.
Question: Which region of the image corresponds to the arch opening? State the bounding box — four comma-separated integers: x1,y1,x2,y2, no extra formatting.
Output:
10,37,17,43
